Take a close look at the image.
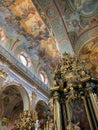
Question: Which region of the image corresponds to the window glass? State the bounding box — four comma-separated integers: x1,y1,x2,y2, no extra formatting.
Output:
19,54,27,66
39,71,48,84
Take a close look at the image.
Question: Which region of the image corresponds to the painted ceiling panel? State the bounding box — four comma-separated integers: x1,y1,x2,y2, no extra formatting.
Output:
0,0,98,78
10,0,45,37
33,0,74,55
0,0,59,56
54,0,98,46
79,37,98,78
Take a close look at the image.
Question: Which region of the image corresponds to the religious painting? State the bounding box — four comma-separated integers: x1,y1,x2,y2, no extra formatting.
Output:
10,0,45,37
68,98,90,130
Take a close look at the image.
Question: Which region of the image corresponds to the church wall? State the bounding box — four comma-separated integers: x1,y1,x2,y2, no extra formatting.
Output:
0,60,49,110
0,58,49,129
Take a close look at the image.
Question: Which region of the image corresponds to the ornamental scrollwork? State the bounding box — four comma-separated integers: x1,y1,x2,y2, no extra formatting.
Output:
13,110,37,130
53,52,90,92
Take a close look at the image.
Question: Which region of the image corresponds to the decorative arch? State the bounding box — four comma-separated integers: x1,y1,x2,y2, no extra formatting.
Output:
0,27,7,45
37,64,49,85
18,51,32,68
1,81,30,111
35,100,49,119
74,26,98,54
77,36,98,55
78,37,98,78
35,100,49,129
35,99,48,108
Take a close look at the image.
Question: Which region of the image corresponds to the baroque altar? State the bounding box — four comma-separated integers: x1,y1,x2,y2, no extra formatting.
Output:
49,53,98,130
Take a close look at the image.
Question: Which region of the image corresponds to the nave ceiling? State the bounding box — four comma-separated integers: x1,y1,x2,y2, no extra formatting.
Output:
0,0,98,79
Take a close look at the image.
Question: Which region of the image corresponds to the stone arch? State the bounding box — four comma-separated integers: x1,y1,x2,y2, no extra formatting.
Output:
78,37,98,78
0,81,30,129
35,100,49,129
74,26,98,54
35,99,48,112
77,37,98,55
1,81,30,111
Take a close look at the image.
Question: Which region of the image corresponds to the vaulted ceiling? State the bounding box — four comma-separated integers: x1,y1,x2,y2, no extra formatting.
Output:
0,0,98,79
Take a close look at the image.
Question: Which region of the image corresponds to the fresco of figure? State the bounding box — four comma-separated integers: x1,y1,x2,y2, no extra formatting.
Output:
74,0,98,12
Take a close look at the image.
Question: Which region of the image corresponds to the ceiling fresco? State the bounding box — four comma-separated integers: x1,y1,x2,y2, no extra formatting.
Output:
54,0,98,46
32,0,98,55
0,0,98,78
10,0,45,37
0,0,59,76
79,37,98,78
70,0,98,14
33,0,74,55
29,0,98,78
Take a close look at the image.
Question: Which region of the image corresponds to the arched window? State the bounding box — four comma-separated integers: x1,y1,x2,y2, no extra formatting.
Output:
19,52,31,67
39,71,48,84
19,54,27,66
0,28,7,44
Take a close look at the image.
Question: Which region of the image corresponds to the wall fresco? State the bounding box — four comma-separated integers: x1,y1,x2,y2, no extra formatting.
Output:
79,37,98,78
74,26,98,53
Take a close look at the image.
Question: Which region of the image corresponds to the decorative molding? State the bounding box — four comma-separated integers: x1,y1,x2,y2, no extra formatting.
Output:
0,45,49,97
74,26,98,53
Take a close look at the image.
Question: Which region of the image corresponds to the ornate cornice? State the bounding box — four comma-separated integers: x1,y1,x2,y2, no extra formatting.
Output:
0,45,49,97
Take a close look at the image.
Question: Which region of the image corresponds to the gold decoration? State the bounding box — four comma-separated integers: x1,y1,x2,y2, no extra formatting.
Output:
13,110,37,130
94,93,98,105
0,69,8,80
50,53,96,130
53,52,90,92
2,117,9,123
32,92,37,99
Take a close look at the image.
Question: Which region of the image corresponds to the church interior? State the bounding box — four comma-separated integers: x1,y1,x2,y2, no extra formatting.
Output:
0,0,98,130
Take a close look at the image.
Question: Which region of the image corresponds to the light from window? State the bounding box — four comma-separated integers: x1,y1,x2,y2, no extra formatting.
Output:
19,54,27,66
39,72,48,84
0,28,7,44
